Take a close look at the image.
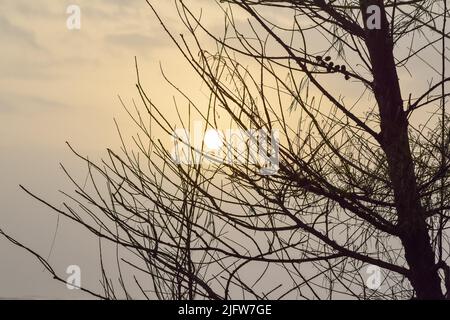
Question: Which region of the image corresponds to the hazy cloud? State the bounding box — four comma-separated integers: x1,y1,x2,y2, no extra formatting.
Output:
0,92,67,114
0,15,39,49
105,31,167,53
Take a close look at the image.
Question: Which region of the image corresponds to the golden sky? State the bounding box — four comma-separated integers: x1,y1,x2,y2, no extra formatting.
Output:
0,0,221,299
0,0,447,299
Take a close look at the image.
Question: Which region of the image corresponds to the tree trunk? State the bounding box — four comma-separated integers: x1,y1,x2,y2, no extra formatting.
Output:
360,0,443,299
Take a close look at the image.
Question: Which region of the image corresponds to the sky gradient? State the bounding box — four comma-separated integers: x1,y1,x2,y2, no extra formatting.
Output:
0,0,220,299
0,0,447,299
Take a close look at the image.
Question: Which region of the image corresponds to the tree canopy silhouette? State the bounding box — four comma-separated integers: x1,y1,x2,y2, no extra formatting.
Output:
1,0,449,299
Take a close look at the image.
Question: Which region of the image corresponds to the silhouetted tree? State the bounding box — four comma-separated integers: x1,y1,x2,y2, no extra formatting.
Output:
1,0,449,299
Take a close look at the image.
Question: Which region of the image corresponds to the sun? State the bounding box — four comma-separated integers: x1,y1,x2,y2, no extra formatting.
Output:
204,129,223,151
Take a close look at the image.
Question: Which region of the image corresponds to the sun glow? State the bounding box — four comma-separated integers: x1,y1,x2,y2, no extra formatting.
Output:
203,129,223,151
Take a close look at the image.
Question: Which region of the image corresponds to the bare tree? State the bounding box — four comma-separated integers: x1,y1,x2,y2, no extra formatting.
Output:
1,0,449,299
